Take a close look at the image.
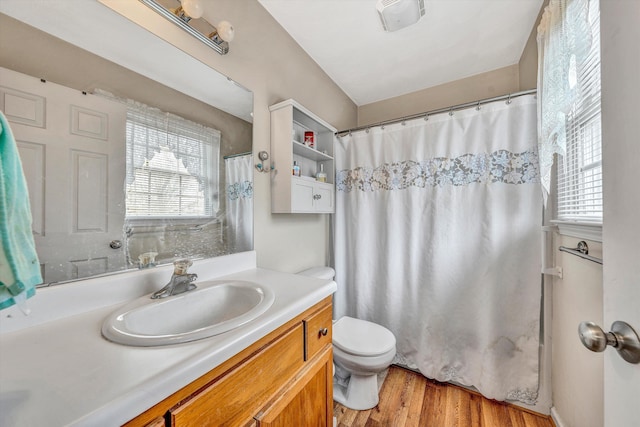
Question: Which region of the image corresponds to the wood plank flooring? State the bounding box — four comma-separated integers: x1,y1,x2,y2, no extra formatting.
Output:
334,366,554,427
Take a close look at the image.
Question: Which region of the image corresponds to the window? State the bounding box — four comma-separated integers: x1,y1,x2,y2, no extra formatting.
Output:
556,0,602,222
125,107,220,220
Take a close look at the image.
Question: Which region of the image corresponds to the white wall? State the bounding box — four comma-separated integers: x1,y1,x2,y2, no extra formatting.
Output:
196,0,358,273
357,64,521,127
551,235,603,427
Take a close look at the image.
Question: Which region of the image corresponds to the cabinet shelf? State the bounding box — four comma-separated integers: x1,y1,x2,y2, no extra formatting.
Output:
292,141,334,161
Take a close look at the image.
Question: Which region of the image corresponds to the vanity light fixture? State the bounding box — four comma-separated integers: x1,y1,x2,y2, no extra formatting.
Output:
139,0,234,55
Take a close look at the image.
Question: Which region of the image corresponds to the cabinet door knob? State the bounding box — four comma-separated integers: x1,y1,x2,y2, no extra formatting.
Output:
313,194,322,200
319,327,328,337
578,321,640,364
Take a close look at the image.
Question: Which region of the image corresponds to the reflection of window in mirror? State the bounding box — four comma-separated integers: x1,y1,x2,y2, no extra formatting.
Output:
125,108,221,219
123,104,224,267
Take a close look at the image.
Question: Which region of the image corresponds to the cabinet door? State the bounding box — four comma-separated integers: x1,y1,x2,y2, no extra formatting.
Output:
255,347,333,427
291,179,315,212
169,324,304,426
313,184,334,213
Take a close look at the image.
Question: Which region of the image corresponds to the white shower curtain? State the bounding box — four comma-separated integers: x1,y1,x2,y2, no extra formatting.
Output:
334,95,542,403
225,154,253,252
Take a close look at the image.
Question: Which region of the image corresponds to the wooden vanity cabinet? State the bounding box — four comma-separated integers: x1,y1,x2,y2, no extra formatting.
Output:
255,303,333,427
125,297,333,427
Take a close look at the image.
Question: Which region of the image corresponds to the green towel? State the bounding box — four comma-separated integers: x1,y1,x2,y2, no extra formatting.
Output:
0,111,41,311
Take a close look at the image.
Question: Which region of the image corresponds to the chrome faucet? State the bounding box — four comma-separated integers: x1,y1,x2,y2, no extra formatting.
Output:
151,259,198,299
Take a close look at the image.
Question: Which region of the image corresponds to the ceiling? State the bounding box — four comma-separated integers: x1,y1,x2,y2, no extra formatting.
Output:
258,0,543,106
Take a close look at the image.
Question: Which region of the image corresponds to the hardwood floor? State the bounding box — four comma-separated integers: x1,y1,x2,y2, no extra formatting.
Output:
334,366,554,427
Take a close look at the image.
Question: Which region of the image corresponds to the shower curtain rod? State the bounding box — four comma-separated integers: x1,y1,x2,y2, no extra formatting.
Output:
336,89,537,136
223,151,251,159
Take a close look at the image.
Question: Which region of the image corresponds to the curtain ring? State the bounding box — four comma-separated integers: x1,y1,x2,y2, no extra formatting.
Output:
380,125,385,130
506,94,512,105
476,101,481,111
448,108,454,116
401,121,406,126
365,128,370,134
424,114,429,121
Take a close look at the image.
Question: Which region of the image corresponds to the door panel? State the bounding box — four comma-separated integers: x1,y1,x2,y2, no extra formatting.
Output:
600,3,640,426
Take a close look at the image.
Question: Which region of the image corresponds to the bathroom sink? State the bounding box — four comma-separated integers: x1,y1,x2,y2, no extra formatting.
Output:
101,280,275,346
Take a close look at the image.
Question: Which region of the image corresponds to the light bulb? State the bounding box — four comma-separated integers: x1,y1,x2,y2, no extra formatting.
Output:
216,20,235,42
181,0,204,19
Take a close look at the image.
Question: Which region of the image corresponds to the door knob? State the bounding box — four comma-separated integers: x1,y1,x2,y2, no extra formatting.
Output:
578,321,640,364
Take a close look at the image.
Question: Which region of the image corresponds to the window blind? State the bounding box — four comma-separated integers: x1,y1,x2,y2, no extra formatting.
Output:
125,108,221,219
556,0,602,221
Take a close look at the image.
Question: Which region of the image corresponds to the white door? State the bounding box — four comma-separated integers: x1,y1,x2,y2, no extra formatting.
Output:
600,3,640,426
0,67,126,283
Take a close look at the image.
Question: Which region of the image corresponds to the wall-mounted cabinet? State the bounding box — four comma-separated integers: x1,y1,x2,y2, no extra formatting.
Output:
269,99,337,213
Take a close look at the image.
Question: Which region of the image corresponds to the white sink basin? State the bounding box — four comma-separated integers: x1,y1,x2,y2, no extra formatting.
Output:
101,280,275,346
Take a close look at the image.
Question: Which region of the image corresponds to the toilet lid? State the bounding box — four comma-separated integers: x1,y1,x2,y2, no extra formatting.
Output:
333,316,396,357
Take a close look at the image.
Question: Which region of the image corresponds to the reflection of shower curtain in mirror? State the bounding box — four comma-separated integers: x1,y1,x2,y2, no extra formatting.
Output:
225,154,253,252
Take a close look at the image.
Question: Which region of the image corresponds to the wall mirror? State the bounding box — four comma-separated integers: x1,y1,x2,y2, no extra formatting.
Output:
0,2,254,285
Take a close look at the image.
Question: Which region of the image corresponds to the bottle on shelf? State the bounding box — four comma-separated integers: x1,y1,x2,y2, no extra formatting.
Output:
292,161,301,177
316,164,327,182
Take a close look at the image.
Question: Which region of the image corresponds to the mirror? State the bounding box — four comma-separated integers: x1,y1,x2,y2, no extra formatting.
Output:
0,4,253,285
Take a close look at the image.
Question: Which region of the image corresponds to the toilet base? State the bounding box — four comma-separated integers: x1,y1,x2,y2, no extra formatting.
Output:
333,372,381,410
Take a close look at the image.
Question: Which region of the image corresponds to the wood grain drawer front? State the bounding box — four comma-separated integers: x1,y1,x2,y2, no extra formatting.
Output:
304,304,332,361
170,324,304,426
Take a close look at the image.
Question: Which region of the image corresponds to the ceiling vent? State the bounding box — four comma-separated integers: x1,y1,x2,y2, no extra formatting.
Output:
376,0,426,32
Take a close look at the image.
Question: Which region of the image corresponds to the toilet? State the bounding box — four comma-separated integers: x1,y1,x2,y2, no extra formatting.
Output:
298,267,396,410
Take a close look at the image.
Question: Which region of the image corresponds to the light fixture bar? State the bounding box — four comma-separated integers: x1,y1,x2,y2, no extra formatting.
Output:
139,0,229,55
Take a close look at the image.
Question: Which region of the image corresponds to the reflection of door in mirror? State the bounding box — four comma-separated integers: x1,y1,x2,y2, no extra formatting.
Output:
1,67,127,283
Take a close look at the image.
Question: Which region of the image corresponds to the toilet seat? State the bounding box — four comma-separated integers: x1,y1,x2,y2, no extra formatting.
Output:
333,316,396,357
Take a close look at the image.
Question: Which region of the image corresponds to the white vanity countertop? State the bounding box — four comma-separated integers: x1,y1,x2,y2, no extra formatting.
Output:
0,261,336,426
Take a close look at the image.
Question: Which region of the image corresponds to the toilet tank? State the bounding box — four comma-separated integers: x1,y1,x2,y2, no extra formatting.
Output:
298,266,335,280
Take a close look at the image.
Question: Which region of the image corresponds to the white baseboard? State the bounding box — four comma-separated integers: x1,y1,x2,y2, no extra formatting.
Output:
551,406,567,427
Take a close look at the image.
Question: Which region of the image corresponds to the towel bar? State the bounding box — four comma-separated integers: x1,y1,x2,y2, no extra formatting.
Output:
559,241,603,265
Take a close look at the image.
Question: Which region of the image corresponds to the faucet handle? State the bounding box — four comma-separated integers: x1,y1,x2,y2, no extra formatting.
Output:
173,259,193,275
